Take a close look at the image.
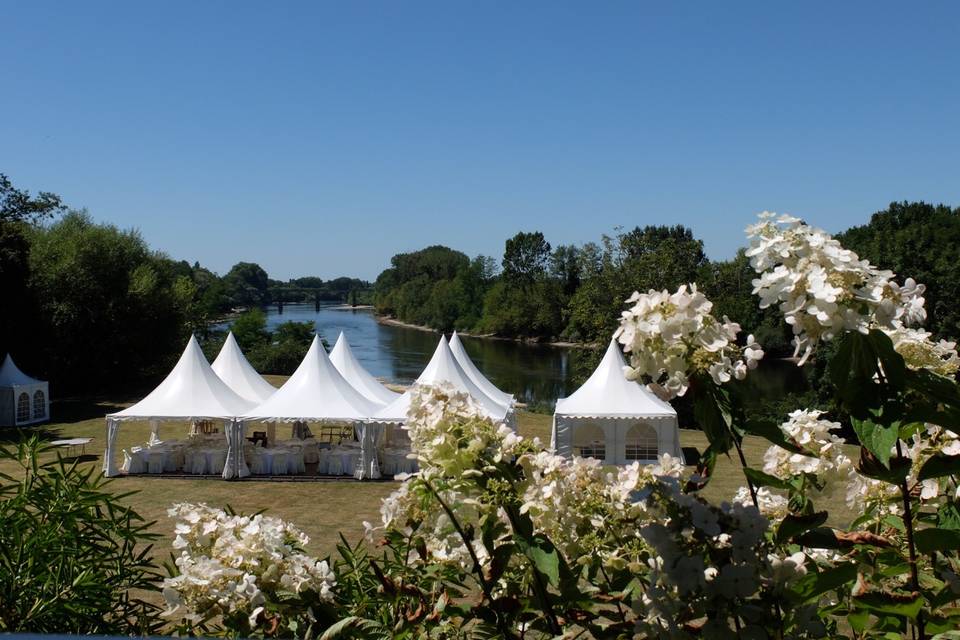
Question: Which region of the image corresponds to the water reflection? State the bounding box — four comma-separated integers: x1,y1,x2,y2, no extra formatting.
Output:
259,304,579,405
256,304,807,409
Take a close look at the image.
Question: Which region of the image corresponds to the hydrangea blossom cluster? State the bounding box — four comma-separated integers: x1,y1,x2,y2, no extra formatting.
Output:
762,409,852,488
746,212,927,364
518,451,685,569
884,326,960,376
615,284,764,399
162,503,335,630
632,491,819,636
405,382,522,477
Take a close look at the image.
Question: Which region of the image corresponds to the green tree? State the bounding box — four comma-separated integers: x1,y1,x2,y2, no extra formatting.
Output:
502,231,551,286
838,201,960,340
223,261,270,308
0,174,66,367
230,309,270,351
28,211,191,390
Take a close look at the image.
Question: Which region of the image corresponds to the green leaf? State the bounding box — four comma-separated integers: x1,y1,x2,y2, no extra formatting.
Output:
789,562,858,603
914,527,960,554
743,468,793,491
518,534,560,588
870,329,907,390
853,592,924,620
856,447,911,485
777,511,828,543
742,419,807,455
919,454,960,481
852,417,899,468
938,502,960,530
319,616,387,639
692,382,733,454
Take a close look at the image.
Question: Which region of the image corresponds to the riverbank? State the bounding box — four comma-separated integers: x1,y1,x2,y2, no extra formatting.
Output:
375,315,598,350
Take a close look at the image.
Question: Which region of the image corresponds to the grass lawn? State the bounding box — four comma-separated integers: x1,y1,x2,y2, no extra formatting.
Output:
0,390,854,566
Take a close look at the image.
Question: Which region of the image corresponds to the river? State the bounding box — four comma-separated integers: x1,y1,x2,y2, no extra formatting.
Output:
256,304,807,410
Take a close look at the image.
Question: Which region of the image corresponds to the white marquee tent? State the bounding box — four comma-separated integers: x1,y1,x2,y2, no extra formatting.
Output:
244,335,384,478
551,339,683,465
105,335,256,478
449,331,514,406
0,354,49,427
212,331,277,404
372,335,514,426
329,332,401,406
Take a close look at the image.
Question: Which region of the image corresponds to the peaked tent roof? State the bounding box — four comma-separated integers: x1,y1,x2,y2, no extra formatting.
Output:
449,331,514,406
329,332,400,406
555,339,677,419
211,332,277,404
109,336,255,421
372,336,511,423
245,335,382,422
0,354,44,387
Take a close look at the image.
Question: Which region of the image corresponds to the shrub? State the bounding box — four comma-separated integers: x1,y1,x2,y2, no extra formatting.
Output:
0,437,162,633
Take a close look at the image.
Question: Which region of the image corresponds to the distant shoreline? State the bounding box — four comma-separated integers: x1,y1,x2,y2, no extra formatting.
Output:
375,315,597,350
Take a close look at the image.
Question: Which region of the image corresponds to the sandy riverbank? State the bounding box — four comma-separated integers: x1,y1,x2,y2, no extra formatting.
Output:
375,315,598,349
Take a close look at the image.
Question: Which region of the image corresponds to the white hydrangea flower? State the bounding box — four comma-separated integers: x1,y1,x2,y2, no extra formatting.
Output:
615,283,764,399
161,503,335,629
746,212,927,364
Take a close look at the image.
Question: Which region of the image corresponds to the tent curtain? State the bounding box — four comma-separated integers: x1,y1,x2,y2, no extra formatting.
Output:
551,416,573,458
355,422,383,480
149,419,160,440
223,419,250,479
103,418,121,477
236,421,250,478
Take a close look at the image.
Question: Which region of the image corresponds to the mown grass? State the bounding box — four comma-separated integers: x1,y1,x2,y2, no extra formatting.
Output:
0,392,854,565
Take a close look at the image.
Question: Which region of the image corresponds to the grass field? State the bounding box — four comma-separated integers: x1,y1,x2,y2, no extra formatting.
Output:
0,387,853,565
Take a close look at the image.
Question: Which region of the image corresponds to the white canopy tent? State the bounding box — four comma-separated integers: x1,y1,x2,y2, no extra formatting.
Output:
372,335,514,426
449,331,514,407
212,331,277,404
329,332,401,406
551,339,683,465
105,335,256,478
0,354,49,427
244,335,384,478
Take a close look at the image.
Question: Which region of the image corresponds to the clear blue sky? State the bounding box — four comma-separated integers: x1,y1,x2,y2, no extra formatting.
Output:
3,2,958,281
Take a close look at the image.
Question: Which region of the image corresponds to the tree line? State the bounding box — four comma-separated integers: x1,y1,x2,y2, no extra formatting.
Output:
374,204,960,352
0,174,369,393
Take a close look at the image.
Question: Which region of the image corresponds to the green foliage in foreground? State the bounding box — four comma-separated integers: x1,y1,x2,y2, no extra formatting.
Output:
0,437,162,633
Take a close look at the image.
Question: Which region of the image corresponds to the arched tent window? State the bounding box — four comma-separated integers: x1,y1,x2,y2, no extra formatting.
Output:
33,389,46,419
625,422,659,461
16,392,30,423
573,423,606,460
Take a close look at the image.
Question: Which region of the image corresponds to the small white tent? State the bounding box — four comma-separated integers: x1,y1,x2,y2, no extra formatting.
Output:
449,331,514,406
551,339,683,465
329,332,400,406
0,354,49,427
372,335,514,425
244,335,384,479
212,332,277,404
105,335,256,478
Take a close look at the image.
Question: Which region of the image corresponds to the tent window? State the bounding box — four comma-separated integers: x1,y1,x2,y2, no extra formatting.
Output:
574,423,606,460
32,390,46,418
625,423,659,461
16,393,30,422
